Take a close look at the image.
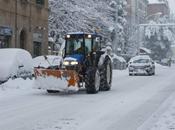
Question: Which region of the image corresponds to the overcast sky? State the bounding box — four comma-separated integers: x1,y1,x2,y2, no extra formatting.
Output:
168,0,175,13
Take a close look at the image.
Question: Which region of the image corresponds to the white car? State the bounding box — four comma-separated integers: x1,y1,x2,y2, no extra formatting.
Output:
128,55,155,76
33,55,63,69
0,48,33,84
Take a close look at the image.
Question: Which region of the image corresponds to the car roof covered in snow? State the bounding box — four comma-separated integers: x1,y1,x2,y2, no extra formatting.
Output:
130,55,151,62
0,48,32,62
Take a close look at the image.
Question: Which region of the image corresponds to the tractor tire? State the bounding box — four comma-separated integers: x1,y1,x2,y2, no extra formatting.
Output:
85,67,100,94
100,57,112,91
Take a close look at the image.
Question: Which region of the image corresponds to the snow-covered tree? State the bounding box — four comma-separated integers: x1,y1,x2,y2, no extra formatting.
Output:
144,16,174,60
110,0,127,53
49,0,127,50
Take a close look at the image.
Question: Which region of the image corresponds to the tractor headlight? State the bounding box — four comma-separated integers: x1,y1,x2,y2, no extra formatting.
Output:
63,61,69,66
66,35,70,38
70,61,78,65
63,61,78,66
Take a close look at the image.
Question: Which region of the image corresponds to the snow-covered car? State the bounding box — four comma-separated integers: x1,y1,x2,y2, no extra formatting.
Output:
128,55,155,76
33,55,63,69
0,48,33,84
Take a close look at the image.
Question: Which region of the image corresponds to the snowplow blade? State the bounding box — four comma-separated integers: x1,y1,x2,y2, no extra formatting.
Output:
34,68,79,91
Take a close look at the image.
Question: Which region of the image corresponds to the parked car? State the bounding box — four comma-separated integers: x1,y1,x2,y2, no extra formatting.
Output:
128,55,155,76
33,55,63,69
111,53,127,70
0,48,33,84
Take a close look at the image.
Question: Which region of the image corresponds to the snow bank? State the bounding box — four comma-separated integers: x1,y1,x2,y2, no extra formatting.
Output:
0,78,34,90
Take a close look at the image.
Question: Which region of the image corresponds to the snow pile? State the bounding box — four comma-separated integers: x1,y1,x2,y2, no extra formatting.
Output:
34,76,79,92
0,78,34,90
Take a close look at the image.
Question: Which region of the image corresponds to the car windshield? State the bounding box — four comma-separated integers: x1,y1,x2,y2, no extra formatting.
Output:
133,59,149,63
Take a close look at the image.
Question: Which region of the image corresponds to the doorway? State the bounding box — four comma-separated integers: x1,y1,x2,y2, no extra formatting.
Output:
20,29,26,49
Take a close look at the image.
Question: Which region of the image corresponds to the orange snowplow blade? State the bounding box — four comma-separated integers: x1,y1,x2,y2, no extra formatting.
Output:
34,68,79,87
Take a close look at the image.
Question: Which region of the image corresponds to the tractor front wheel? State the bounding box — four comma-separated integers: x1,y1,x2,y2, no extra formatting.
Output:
85,67,100,94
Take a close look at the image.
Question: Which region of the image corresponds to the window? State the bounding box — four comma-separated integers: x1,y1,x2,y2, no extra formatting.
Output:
36,0,44,5
85,38,92,54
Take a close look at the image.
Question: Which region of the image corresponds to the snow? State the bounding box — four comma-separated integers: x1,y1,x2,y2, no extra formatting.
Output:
64,57,77,61
33,55,63,68
112,53,126,62
140,47,152,54
34,75,79,92
0,78,34,90
148,0,167,4
49,0,127,52
0,64,175,130
129,55,151,63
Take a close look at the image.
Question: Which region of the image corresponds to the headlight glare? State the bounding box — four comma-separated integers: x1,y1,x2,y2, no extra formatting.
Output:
70,61,78,65
63,61,69,66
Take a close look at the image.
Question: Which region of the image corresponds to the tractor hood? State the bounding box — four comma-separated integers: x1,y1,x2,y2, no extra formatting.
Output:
64,54,84,63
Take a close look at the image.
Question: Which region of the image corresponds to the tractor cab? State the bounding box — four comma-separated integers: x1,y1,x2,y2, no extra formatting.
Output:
64,32,102,64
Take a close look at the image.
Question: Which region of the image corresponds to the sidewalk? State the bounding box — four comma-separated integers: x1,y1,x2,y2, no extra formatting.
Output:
138,90,175,130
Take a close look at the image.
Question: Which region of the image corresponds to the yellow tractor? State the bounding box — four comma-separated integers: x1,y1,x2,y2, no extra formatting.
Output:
34,32,112,94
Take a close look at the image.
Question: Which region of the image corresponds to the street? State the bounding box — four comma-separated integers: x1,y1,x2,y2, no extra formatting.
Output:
0,64,175,130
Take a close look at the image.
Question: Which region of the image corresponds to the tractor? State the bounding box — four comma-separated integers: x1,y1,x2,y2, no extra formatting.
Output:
34,32,112,94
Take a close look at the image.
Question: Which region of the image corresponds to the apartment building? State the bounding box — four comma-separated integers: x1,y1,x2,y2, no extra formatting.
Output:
0,0,48,57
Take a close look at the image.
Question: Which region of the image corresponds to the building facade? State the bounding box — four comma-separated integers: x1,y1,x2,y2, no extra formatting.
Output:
126,0,148,26
147,0,170,20
0,0,48,57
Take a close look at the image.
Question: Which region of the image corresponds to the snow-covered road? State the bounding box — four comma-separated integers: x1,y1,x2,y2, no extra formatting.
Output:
0,65,175,130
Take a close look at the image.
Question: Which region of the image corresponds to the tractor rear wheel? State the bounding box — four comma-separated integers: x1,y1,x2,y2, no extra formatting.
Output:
100,57,112,91
85,67,100,94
